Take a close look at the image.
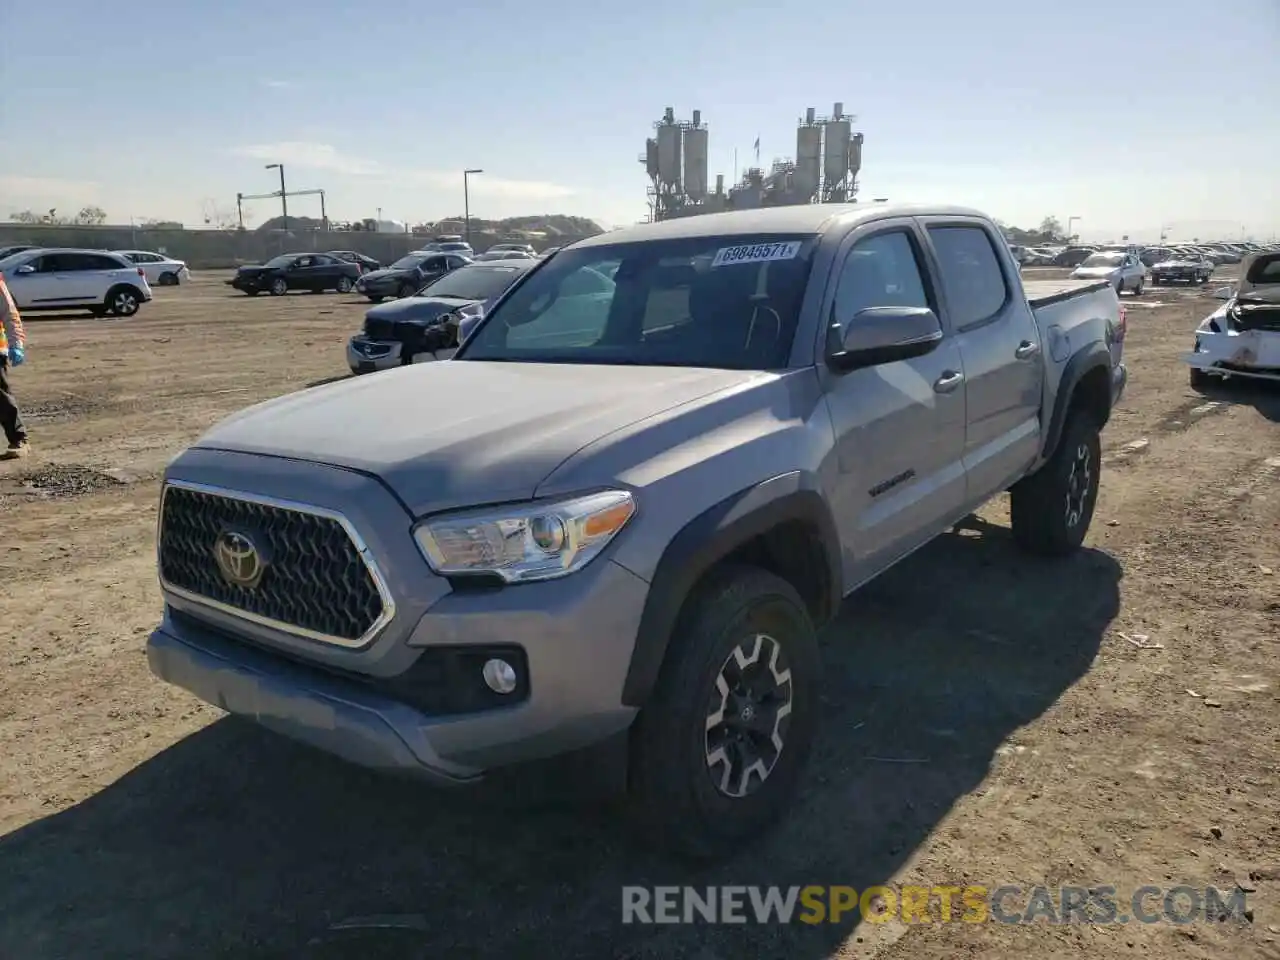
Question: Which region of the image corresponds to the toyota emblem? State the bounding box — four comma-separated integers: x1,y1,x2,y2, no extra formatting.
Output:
213,530,266,589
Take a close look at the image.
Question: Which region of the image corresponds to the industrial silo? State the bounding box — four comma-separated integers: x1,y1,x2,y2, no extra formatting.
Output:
683,126,709,200
823,117,853,187
657,123,683,188
795,120,822,200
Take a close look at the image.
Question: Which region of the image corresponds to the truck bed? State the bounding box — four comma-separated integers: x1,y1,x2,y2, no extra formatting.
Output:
1022,278,1113,309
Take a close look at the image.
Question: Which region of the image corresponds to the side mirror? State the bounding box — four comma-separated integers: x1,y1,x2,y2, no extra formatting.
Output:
458,312,483,343
1212,285,1235,301
827,306,944,373
14,264,35,275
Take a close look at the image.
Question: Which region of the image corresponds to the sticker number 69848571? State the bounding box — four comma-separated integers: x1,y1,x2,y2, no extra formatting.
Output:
710,241,803,268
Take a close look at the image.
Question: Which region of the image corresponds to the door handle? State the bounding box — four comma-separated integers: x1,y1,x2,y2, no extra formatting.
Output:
1015,340,1040,360
933,370,964,394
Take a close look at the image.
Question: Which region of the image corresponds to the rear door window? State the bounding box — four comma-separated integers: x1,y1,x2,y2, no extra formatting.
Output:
926,226,1009,328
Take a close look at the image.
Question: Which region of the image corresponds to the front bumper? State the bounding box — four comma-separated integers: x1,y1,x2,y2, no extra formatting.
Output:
347,337,404,373
1183,330,1280,381
149,554,648,779
356,279,408,298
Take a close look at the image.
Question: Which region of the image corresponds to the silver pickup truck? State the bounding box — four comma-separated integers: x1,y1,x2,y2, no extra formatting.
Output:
148,204,1127,859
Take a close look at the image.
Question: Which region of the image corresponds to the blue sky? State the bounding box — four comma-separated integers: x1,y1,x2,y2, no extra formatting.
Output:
1,0,1277,240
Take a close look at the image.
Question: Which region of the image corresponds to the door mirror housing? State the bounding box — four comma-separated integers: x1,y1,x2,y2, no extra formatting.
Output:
457,312,483,344
827,306,944,373
14,264,35,275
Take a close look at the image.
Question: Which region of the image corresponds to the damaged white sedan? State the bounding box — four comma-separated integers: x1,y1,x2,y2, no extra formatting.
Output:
1184,251,1280,389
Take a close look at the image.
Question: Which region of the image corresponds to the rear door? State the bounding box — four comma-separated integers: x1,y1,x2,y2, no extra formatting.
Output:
820,219,968,578
919,218,1043,502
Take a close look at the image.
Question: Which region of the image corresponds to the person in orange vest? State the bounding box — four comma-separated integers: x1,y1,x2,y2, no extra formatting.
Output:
0,275,29,459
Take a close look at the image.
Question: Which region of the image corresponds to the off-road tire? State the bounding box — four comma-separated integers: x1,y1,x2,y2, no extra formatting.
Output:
1010,414,1102,557
629,565,820,861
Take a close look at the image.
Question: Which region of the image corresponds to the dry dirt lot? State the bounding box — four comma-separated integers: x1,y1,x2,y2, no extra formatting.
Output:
1,272,1277,960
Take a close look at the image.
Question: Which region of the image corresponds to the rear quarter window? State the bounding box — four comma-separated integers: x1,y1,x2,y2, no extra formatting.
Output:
927,226,1009,327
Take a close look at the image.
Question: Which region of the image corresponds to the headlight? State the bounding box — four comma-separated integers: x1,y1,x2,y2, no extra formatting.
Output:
413,490,636,583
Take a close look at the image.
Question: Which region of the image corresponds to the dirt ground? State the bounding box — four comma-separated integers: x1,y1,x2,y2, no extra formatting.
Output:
0,271,1277,960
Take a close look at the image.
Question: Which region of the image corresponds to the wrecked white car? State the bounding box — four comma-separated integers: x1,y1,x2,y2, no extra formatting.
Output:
1185,251,1280,388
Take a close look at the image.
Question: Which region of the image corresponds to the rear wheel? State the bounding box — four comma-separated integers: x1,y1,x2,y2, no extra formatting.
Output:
629,565,820,861
336,276,354,294
105,285,142,317
1010,414,1102,557
269,277,288,296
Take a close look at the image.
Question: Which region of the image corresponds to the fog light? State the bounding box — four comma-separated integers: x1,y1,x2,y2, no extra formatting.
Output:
482,658,519,694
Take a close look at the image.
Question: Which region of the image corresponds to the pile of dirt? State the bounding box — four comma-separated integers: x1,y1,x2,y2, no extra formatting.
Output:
13,464,126,500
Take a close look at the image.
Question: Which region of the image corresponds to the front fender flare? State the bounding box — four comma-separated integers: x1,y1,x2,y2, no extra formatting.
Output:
620,471,842,708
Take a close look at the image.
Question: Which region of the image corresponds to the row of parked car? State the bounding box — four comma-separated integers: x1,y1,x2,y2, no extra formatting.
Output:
1014,239,1276,270
225,236,554,299
0,243,191,317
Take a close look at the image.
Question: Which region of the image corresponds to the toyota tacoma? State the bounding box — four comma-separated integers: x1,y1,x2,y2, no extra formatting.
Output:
149,204,1127,859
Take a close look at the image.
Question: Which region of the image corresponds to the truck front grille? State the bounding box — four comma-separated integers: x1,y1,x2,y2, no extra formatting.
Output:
158,483,391,647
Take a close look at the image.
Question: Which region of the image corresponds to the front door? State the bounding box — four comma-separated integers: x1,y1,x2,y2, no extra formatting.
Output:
821,222,968,583
920,220,1044,503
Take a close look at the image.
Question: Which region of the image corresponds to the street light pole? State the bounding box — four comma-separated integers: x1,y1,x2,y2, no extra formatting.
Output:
265,163,287,227
463,168,483,245
1067,215,1081,242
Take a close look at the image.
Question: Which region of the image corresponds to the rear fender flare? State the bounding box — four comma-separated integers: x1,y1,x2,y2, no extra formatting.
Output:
1041,341,1111,458
620,472,842,708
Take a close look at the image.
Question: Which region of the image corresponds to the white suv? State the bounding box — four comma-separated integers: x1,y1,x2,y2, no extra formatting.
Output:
0,248,153,317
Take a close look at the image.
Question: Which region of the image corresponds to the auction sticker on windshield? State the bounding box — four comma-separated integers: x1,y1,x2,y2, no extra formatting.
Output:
711,241,803,268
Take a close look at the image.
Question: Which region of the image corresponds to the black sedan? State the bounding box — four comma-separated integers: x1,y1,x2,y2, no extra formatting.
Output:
354,251,472,302
347,260,535,373
1151,255,1213,285
227,252,362,296
327,250,381,273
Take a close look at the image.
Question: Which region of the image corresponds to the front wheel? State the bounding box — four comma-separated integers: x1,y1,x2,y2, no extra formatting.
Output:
1189,366,1212,390
336,276,354,294
269,277,288,296
398,282,416,299
629,565,820,861
1009,415,1102,557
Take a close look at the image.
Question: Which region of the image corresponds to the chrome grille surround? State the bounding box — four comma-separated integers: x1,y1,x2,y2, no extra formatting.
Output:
157,480,396,649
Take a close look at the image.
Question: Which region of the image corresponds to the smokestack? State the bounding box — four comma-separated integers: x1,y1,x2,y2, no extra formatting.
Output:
715,173,724,194
664,106,674,123
692,109,701,126
805,107,815,124
833,101,843,118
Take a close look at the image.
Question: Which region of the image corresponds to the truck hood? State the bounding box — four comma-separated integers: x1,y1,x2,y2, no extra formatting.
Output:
191,362,764,516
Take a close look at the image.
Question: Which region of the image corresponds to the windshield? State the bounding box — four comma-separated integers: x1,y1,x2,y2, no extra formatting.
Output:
420,264,529,301
391,254,428,270
458,234,817,369
1081,253,1124,268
